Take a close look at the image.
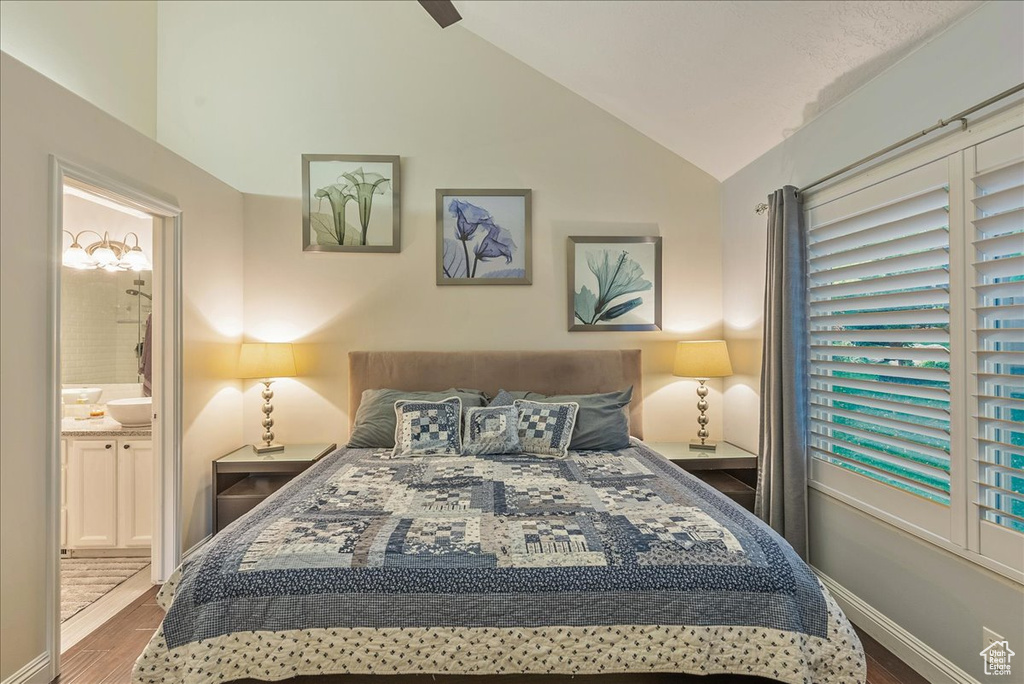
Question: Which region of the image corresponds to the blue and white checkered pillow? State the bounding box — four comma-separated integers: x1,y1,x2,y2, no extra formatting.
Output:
463,405,521,456
393,396,462,456
514,399,579,458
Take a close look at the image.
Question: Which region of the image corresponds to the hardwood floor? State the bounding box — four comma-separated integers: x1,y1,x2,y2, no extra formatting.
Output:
54,586,928,684
853,626,929,684
55,587,164,684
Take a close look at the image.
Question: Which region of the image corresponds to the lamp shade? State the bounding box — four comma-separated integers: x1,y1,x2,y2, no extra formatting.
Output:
120,247,152,271
238,343,296,379
62,244,96,270
91,244,119,267
673,340,733,378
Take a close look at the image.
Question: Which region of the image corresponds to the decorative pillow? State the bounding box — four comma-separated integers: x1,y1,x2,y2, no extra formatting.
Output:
463,405,521,455
488,389,516,407
392,397,463,456
348,388,486,448
501,388,632,451
514,399,579,458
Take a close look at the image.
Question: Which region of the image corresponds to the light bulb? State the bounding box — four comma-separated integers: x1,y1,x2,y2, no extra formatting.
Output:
92,245,118,266
120,248,152,271
63,245,96,269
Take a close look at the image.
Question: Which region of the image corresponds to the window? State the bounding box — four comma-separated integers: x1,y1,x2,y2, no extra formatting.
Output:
804,117,1023,579
968,130,1024,570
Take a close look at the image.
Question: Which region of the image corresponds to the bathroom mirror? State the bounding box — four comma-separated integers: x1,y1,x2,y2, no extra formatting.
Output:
61,268,154,386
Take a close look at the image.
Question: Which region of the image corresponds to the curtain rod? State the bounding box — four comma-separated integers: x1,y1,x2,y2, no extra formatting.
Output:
754,82,1024,215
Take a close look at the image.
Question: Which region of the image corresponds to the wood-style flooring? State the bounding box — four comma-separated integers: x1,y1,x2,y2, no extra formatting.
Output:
53,586,928,684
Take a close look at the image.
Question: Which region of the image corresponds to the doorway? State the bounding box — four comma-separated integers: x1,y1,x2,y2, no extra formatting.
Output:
48,158,182,672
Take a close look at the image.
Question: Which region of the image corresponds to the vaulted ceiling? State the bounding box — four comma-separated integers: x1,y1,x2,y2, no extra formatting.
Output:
454,0,982,180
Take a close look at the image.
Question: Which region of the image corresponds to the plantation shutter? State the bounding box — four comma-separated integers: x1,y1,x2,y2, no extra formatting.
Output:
807,159,952,506
970,129,1024,537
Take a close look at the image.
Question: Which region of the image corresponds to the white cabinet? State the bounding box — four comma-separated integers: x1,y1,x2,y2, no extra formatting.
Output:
67,439,119,548
65,437,152,550
60,439,68,548
118,440,153,547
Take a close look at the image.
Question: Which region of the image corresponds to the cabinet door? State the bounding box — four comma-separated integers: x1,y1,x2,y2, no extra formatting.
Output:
67,440,118,548
118,440,153,547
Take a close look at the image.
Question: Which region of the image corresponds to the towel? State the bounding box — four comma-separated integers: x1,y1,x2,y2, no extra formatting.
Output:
141,313,153,397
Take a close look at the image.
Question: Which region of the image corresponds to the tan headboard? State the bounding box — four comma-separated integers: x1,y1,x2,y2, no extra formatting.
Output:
349,350,643,439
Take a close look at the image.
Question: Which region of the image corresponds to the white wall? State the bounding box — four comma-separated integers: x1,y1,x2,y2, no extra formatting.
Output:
0,0,158,137
155,1,724,447
0,53,244,680
720,2,1024,678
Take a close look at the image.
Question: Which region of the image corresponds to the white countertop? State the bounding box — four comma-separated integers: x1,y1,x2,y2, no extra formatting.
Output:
61,416,152,438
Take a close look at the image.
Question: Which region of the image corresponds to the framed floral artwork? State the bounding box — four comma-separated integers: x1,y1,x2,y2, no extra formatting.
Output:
568,236,662,331
436,189,532,285
302,154,400,252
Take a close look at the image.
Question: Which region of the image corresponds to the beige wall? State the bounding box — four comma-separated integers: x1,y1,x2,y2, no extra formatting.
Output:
720,2,1024,677
0,0,157,137
0,53,244,679
148,2,731,446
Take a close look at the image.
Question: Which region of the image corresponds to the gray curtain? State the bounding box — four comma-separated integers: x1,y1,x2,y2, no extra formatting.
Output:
755,185,808,559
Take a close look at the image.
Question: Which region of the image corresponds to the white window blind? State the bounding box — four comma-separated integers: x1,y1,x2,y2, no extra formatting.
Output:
970,131,1024,537
804,116,1024,578
807,159,952,506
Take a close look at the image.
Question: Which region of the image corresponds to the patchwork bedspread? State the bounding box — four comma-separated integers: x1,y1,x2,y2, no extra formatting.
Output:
134,440,865,684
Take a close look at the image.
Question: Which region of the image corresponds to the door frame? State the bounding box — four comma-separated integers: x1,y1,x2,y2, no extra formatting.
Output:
47,156,183,678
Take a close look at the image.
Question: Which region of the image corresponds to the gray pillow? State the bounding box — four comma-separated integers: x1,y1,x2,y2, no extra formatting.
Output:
348,388,487,448
488,389,516,407
494,387,633,451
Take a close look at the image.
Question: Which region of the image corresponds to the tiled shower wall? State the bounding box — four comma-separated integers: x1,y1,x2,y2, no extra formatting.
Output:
61,268,152,385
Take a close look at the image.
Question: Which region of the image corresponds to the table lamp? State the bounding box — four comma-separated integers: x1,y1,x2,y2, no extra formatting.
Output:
673,340,733,451
238,343,296,454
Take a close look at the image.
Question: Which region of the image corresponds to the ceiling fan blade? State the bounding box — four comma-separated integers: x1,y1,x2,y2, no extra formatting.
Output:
418,0,462,28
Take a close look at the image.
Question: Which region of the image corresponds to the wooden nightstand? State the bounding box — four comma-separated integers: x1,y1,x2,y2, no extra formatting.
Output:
647,441,758,512
212,443,336,533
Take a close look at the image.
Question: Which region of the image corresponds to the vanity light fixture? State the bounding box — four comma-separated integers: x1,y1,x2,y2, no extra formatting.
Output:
120,238,152,271
62,230,153,272
62,233,97,270
92,236,119,268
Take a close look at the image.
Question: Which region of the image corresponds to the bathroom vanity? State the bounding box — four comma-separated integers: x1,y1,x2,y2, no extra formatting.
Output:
61,418,152,553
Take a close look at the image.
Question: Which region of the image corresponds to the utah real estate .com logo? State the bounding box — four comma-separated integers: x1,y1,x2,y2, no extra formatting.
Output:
980,640,1015,677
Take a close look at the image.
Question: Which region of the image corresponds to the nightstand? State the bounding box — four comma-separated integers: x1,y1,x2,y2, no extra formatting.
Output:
212,442,336,533
647,441,758,512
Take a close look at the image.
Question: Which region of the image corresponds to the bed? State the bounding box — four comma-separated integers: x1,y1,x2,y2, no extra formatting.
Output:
133,350,865,684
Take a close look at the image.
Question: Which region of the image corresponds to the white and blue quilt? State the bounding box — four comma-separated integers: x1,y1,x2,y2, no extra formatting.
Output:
134,440,865,684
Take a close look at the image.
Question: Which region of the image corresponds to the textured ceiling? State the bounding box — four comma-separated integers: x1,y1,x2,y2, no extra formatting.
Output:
454,0,982,181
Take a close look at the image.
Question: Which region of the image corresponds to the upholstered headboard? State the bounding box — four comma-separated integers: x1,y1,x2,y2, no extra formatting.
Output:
349,350,643,439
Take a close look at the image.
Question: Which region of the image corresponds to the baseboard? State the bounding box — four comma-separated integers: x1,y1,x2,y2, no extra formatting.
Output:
1,653,49,684
181,534,211,564
815,569,980,684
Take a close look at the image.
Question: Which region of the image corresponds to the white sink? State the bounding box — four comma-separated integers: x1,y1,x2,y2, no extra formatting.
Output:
106,397,152,427
62,387,103,405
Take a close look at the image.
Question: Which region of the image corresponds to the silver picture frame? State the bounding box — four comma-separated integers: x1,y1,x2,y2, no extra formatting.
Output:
568,236,663,332
435,188,532,286
302,154,401,253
